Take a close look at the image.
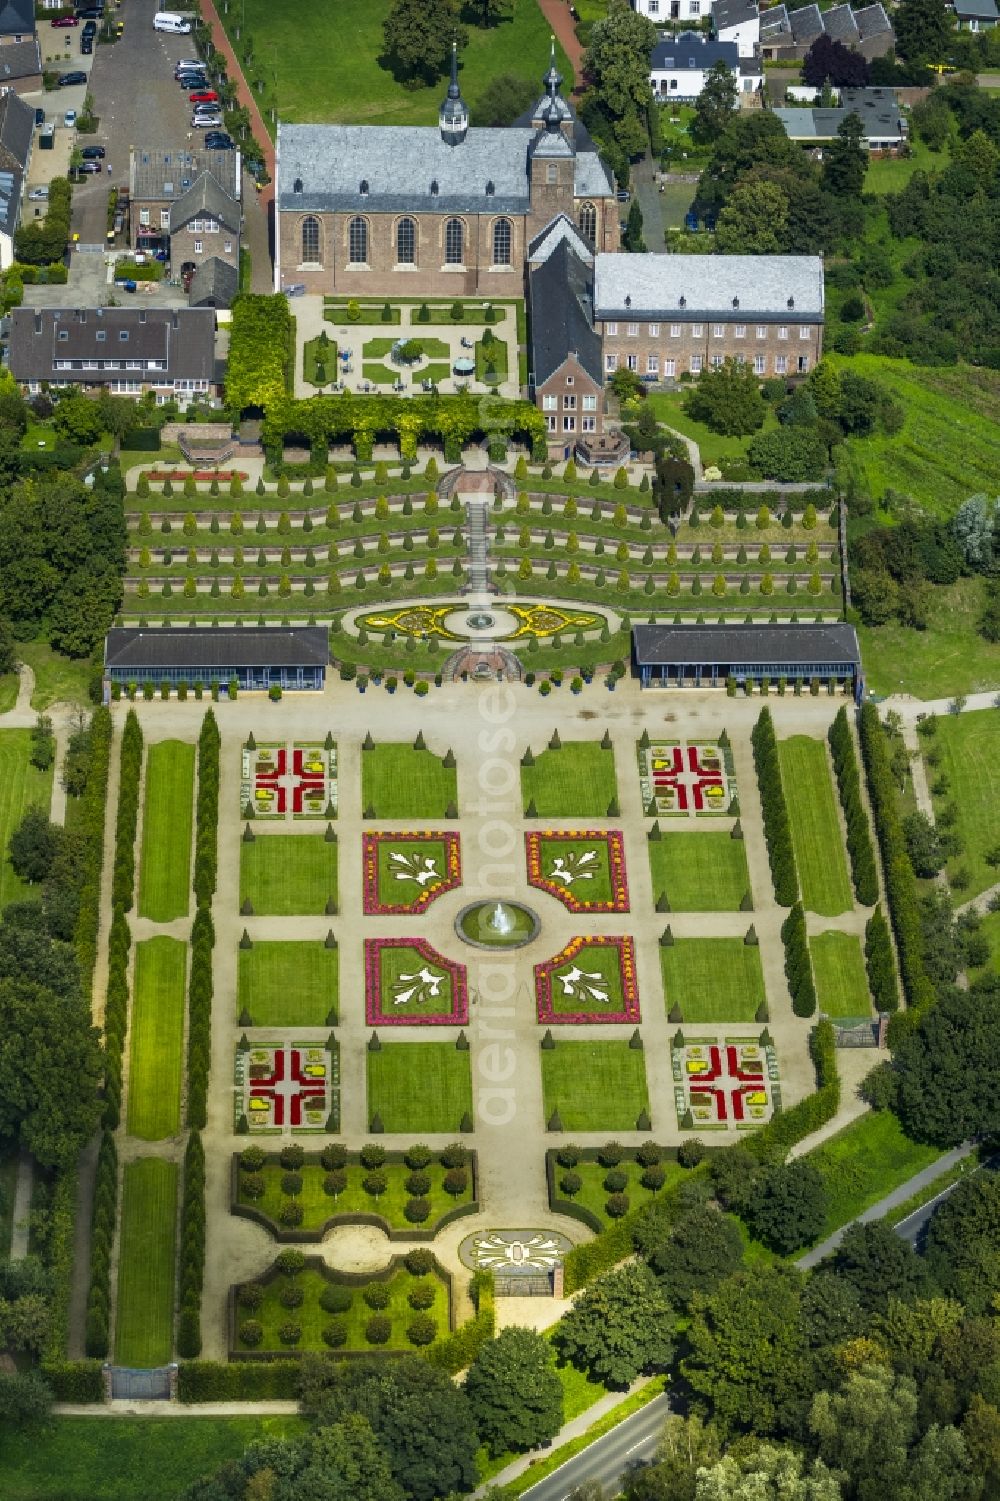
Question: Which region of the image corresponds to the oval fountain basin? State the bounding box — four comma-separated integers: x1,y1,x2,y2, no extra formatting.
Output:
454,900,540,950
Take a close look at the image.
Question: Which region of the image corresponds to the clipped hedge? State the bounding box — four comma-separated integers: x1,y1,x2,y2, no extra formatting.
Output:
177,1360,302,1402
425,1270,495,1374
111,709,142,913
746,1020,839,1164
187,710,220,1131
177,1131,206,1358
781,901,816,1018
84,1131,117,1358
751,707,798,906
865,905,899,1015
43,1169,77,1363
72,706,112,994
828,707,879,906
41,1361,105,1403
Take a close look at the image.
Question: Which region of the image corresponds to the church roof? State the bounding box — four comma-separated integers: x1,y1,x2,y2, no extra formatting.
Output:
528,212,594,266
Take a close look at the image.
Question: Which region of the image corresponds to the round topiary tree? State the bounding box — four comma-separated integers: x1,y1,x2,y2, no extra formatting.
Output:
239,1283,264,1311
275,1249,305,1276
323,1170,348,1198
405,1143,433,1170
279,1200,304,1226
405,1197,431,1223
365,1315,392,1345
598,1141,624,1168
606,1192,630,1218
280,1283,304,1309
441,1143,468,1169
320,1285,353,1314
360,1143,387,1169
278,1321,302,1345
320,1144,347,1171
281,1172,303,1197
239,1319,263,1347
443,1168,468,1197
279,1143,305,1171
363,1283,391,1310
405,1171,431,1197
560,1171,583,1197
405,1248,435,1275
322,1319,348,1347
241,1172,266,1200
604,1169,628,1194
407,1313,437,1346
240,1145,266,1172
408,1281,436,1310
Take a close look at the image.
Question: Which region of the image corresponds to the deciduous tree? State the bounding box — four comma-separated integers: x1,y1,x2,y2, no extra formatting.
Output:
556,1262,673,1388
464,1326,564,1456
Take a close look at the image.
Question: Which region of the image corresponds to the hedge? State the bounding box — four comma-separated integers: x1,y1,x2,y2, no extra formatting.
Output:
781,901,817,1018
177,1131,205,1359
104,709,142,1127
858,704,934,1018
187,710,219,1131
111,709,142,913
865,905,899,1015
41,1361,105,1403
828,707,879,906
751,707,799,906
177,1361,302,1402
226,295,294,413
424,1270,495,1374
43,1169,77,1363
746,1019,840,1163
84,1131,117,1358
72,707,113,995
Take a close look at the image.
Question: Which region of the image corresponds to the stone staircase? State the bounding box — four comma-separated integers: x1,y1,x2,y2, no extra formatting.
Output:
465,500,492,594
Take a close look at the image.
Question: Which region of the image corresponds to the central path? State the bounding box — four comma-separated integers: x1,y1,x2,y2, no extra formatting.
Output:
465,500,492,595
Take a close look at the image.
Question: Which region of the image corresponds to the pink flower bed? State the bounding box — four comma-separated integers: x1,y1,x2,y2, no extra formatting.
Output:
362,832,462,916
534,935,640,1025
145,469,249,482
525,830,629,913
365,937,469,1026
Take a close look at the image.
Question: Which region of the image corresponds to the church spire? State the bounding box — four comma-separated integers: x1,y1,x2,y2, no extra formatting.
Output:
543,35,562,100
439,40,469,145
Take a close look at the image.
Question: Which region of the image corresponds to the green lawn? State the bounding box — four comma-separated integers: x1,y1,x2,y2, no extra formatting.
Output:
809,931,872,1019
240,834,338,915
238,941,339,1026
803,1110,943,1241
0,1418,305,1501
475,335,508,385
236,1265,451,1355
303,333,337,388
0,729,54,907
15,639,93,709
127,937,187,1141
540,1043,650,1132
0,674,16,713
644,390,780,469
138,740,195,921
864,135,950,195
660,937,766,1023
236,1156,473,1230
362,742,458,818
522,741,619,817
558,1157,687,1226
778,736,853,916
367,1043,472,1132
648,831,751,910
925,709,1000,899
860,577,1000,699
114,1159,178,1367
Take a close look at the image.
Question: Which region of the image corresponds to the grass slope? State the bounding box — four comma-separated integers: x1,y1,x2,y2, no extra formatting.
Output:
138,740,195,922
541,1043,650,1132
859,577,1000,699
809,931,872,1019
778,736,853,916
114,1159,178,1367
127,937,187,1141
240,834,338,915
361,743,458,818
0,729,54,907
660,937,766,1023
238,941,339,1026
648,831,751,911
366,1042,472,1132
927,708,1000,899
522,742,618,817
804,1110,942,1241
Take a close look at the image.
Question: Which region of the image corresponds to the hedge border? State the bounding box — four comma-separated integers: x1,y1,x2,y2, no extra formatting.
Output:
751,707,799,907
83,1131,117,1359
73,706,113,994
829,706,879,908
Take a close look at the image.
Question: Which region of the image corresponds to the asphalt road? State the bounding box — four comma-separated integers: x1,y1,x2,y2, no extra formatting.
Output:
519,1394,672,1501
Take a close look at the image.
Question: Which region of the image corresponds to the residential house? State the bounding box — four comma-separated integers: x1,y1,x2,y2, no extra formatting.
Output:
167,171,241,304
0,0,40,94
711,0,762,56
950,0,997,29
527,214,605,457
758,1,894,58
631,0,710,22
773,85,907,152
128,147,241,288
9,306,218,403
0,89,31,268
649,33,763,101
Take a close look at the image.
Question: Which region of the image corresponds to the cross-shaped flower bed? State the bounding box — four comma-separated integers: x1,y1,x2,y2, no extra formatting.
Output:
525,830,629,913
638,739,735,818
535,936,640,1025
241,740,337,819
365,937,469,1026
671,1034,780,1129
236,1042,334,1132
362,832,462,916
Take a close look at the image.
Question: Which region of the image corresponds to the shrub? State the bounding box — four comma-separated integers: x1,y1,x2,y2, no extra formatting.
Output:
441,1143,468,1169
322,1319,348,1347
280,1283,304,1309
320,1286,353,1314
405,1248,435,1275
279,1143,305,1170
239,1319,263,1347
641,1166,667,1191
281,1172,303,1197
320,1144,347,1171
360,1143,387,1169
598,1141,624,1167
241,1172,266,1201
408,1314,437,1346
636,1142,661,1167
405,1143,432,1170
365,1315,392,1345
278,1322,302,1346
323,1171,348,1198
405,1171,431,1197
443,1168,468,1196
408,1281,436,1310
279,1200,303,1226
363,1283,391,1310
239,1283,264,1311
275,1249,305,1276
405,1197,431,1223
606,1192,631,1218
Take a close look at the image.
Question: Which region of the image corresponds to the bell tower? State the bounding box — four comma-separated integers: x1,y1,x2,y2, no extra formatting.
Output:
439,41,469,146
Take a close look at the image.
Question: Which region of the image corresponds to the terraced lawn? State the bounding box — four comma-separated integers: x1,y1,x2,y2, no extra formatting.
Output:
361,742,458,818
127,937,187,1141
238,940,339,1027
367,1043,472,1133
240,833,338,915
810,931,872,1019
114,1159,177,1367
660,937,766,1023
778,736,853,915
522,741,619,817
0,729,54,907
647,831,751,910
540,1043,650,1132
138,740,195,921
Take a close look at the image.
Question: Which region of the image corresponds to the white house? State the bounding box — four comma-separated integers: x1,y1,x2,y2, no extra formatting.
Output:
631,0,708,22
711,0,761,56
649,33,762,100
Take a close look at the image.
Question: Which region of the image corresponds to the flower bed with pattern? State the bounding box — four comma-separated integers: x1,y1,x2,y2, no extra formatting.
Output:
671,1035,780,1129
638,739,735,818
241,740,337,819
236,1041,334,1132
365,937,469,1026
362,832,461,915
535,936,640,1024
525,830,629,913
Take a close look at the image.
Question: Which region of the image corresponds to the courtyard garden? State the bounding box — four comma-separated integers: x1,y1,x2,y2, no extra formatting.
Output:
137,740,195,922
525,830,629,913
540,1041,650,1133
778,735,854,915
127,937,187,1141
660,937,767,1024
362,831,462,914
535,937,640,1025
114,1158,177,1367
237,940,339,1028
521,739,618,818
239,831,338,915
362,741,458,819
366,1042,473,1133
809,931,872,1019
647,829,751,911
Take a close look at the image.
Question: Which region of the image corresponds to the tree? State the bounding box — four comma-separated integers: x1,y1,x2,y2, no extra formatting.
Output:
685,359,767,438
821,114,867,198
624,197,646,253
923,1174,1000,1315
979,585,1000,645
894,0,951,62
747,428,827,483
0,978,103,1168
822,1222,934,1314
464,1326,564,1456
610,367,644,403
691,61,739,146
693,1445,842,1500
800,1271,865,1352
382,0,466,85
646,1202,744,1309
585,0,657,136
556,1262,673,1388
0,1369,51,1430
183,1415,405,1501
0,616,15,676
902,810,943,877
809,1364,917,1501
715,179,789,254
8,809,59,885
893,978,1000,1147
803,35,871,88
475,73,537,126
748,1160,827,1255
623,1413,722,1501
952,495,997,570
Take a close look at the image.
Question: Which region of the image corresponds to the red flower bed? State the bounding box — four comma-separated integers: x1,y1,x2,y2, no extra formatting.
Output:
362,832,461,916
525,830,629,913
534,935,639,1025
365,937,469,1026
144,469,249,482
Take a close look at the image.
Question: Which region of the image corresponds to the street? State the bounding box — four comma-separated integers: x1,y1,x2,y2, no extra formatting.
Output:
519,1395,672,1501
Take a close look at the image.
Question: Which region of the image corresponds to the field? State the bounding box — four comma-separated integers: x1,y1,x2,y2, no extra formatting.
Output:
137,740,195,922
0,1418,305,1501
859,577,1000,699
127,937,187,1141
0,729,54,907
114,1159,178,1368
0,674,16,713
926,709,1000,899
236,1155,473,1230
540,1043,650,1132
809,931,871,1019
803,1110,943,1241
219,0,572,131
778,736,853,916
361,743,458,818
647,831,751,910
522,742,619,817
659,937,766,1023
236,1265,451,1355
240,833,339,915
366,1043,473,1133
238,940,339,1027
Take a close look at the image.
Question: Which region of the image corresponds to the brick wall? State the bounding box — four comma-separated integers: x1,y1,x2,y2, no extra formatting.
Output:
599,316,824,381
535,353,604,451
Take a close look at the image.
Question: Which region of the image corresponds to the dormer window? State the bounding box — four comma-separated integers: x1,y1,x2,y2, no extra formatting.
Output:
359,179,369,196
625,294,631,308
732,297,739,308
485,180,494,196
430,179,439,196
679,295,686,308
787,296,795,308
293,177,303,194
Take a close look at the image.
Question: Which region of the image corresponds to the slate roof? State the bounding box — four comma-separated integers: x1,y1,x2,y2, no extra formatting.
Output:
823,3,861,41
712,0,760,29
188,256,238,308
0,88,32,173
789,4,825,41
650,33,741,68
952,0,998,17
130,147,240,204
168,171,240,234
854,2,893,35
0,0,34,36
529,238,602,387
527,211,594,266
0,167,21,238
759,3,790,35
632,622,860,668
760,0,892,42
774,87,905,143
593,253,824,321
0,37,39,84
9,307,216,383
105,626,329,671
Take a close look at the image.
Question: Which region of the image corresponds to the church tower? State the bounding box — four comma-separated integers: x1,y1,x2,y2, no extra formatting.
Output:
527,39,576,235
439,42,469,146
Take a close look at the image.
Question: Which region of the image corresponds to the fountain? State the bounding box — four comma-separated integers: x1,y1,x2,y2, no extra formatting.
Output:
455,898,540,950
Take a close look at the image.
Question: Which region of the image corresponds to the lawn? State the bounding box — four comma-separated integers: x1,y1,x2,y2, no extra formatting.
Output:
303,333,337,388
362,742,458,818
660,937,766,1023
0,674,16,713
803,1109,943,1241
236,1154,473,1230
240,833,338,915
0,1417,305,1501
926,709,1000,898
522,741,619,817
540,1042,650,1132
647,831,751,910
475,334,508,385
557,1157,687,1226
809,931,871,1019
859,577,1000,698
864,135,950,195
0,729,54,907
235,1265,451,1355
138,740,195,922
127,937,187,1141
238,941,339,1026
220,0,572,131
645,390,780,469
15,639,93,709
778,736,853,916
114,1158,178,1367
367,1043,472,1132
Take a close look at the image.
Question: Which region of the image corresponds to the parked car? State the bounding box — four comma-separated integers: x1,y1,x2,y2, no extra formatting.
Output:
80,144,106,159
76,160,100,173
115,18,124,34
188,91,219,104
58,70,87,86
80,37,92,53
177,71,208,85
176,58,202,69
64,109,78,128
82,18,97,32
204,132,233,149
51,14,79,25
191,115,222,129
76,5,104,17
27,186,49,201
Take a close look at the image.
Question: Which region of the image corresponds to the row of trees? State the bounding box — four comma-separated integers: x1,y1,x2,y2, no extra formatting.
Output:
828,707,879,906
782,902,817,1018
751,707,799,906
177,1132,205,1360
865,905,899,1016
84,1132,116,1359
105,711,143,1126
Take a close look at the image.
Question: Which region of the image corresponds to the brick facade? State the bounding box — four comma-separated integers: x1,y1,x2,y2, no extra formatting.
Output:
599,315,823,381
535,353,605,452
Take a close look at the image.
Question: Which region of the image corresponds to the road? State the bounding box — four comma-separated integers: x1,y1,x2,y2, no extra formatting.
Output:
519,1394,672,1501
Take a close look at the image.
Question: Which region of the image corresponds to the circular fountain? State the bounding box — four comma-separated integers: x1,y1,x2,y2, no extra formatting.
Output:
455,899,540,950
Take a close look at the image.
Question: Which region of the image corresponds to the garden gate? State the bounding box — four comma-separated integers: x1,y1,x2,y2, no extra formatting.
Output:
826,1014,889,1049
107,1364,175,1400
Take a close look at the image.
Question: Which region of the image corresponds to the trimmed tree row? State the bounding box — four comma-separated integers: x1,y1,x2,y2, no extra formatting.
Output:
83,1130,117,1358
177,1131,205,1360
751,707,799,906
865,905,899,1015
828,707,879,906
781,902,817,1018
104,709,143,1128
73,706,113,995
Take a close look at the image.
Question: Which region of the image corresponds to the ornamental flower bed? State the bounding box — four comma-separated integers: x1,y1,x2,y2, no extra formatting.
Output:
235,1042,333,1132
144,469,250,483
525,830,629,913
241,740,337,818
535,936,640,1024
365,937,469,1026
671,1035,780,1130
362,831,461,915
638,739,735,818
